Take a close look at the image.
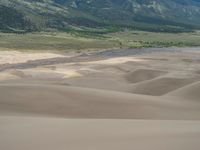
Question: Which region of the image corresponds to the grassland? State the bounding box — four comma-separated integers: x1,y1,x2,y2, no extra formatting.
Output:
108,30,200,48
0,30,200,52
0,32,118,52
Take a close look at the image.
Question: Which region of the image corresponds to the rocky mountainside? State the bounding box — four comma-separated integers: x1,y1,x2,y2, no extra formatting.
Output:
1,0,200,33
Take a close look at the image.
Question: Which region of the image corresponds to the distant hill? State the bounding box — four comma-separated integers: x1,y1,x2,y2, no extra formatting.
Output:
1,0,200,33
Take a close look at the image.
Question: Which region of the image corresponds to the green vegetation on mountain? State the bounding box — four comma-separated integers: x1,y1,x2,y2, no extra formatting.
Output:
0,5,35,32
1,0,200,33
1,0,200,50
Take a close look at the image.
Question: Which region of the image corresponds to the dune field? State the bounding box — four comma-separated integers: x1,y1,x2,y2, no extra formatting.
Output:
0,48,200,150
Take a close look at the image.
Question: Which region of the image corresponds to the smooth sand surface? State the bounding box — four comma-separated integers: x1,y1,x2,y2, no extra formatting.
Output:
1,83,200,120
1,117,200,150
0,51,65,64
0,48,200,150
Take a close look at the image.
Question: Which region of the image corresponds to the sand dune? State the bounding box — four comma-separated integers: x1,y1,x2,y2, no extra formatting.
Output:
8,69,29,78
196,70,200,74
125,69,167,83
131,77,196,96
1,116,200,150
166,81,200,101
0,49,200,150
0,72,20,81
0,83,200,120
0,51,65,64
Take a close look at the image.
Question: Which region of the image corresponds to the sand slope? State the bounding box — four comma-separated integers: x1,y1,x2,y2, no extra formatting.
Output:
125,69,167,83
166,81,200,101
0,49,200,150
131,77,196,96
1,116,200,150
0,84,200,120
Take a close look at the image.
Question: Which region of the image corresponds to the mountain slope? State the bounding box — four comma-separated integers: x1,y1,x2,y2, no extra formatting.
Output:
0,5,35,32
1,0,200,33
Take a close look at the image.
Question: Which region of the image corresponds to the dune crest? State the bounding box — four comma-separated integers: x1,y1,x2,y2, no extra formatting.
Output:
166,81,200,101
0,84,200,120
131,77,196,96
125,69,167,83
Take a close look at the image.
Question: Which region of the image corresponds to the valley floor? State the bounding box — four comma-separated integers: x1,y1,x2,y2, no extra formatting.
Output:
0,48,200,150
1,31,200,51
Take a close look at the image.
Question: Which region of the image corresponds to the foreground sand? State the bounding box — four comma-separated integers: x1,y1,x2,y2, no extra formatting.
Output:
1,117,200,150
0,48,200,149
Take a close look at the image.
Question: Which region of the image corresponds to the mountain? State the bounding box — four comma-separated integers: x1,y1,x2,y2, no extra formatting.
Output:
1,0,200,33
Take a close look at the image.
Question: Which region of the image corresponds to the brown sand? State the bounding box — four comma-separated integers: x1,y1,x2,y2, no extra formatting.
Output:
1,83,200,120
131,77,196,96
166,81,200,101
0,49,200,150
125,69,167,83
1,116,200,150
